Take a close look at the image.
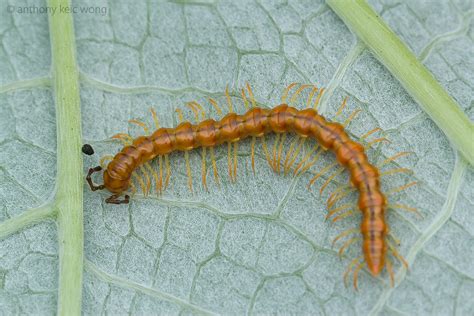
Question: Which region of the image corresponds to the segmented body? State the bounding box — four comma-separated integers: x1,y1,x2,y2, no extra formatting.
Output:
103,104,388,277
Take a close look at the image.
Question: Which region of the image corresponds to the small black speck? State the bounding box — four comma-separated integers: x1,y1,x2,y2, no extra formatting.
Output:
82,144,94,155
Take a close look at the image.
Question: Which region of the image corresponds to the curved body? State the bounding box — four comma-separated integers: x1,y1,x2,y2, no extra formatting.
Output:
103,104,388,276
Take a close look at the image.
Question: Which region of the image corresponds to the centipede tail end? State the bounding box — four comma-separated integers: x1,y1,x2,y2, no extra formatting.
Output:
86,166,105,191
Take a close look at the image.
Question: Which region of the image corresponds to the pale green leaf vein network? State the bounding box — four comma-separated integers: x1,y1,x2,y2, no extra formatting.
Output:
326,0,474,165
84,260,218,316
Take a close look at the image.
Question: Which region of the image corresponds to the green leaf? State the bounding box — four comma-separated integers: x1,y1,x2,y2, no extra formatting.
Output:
0,0,472,315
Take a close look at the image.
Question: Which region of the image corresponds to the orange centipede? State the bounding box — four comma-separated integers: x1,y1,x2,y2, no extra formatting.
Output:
86,83,417,290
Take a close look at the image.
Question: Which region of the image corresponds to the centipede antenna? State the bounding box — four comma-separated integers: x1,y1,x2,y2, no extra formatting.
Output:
353,260,365,291
285,138,307,175
272,134,281,172
335,97,348,117
386,259,395,287
332,209,356,223
313,88,325,110
343,109,362,127
344,256,364,288
367,137,391,148
210,147,220,185
261,135,273,170
380,151,414,166
326,203,355,221
233,142,239,180
144,162,159,195
164,154,171,188
246,82,257,108
306,86,318,108
293,143,318,176
241,88,250,109
186,102,200,122
99,155,114,169
86,166,105,191
281,82,298,103
251,136,256,174
332,228,359,247
339,236,359,258
388,241,409,270
201,147,208,191
150,108,160,129
112,133,133,145
208,98,223,116
129,119,150,135
361,127,382,140
308,162,338,189
276,133,286,174
289,84,311,106
381,168,413,177
225,85,234,113
320,167,345,195
387,181,418,195
296,147,323,176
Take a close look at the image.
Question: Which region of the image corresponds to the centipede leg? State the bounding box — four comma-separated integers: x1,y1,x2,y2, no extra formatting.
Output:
308,162,337,189
343,109,361,127
327,185,355,209
283,136,300,174
326,203,354,221
105,194,130,204
210,147,219,185
388,241,409,270
201,147,208,191
233,142,238,180
272,134,281,172
319,167,345,195
164,154,171,189
227,142,234,182
251,137,256,175
281,82,298,103
332,228,359,247
185,151,193,192
86,166,105,191
286,137,307,175
386,259,395,287
276,133,286,174
338,237,359,258
353,260,365,291
261,135,273,170
343,255,363,288
332,209,356,223
312,87,324,110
